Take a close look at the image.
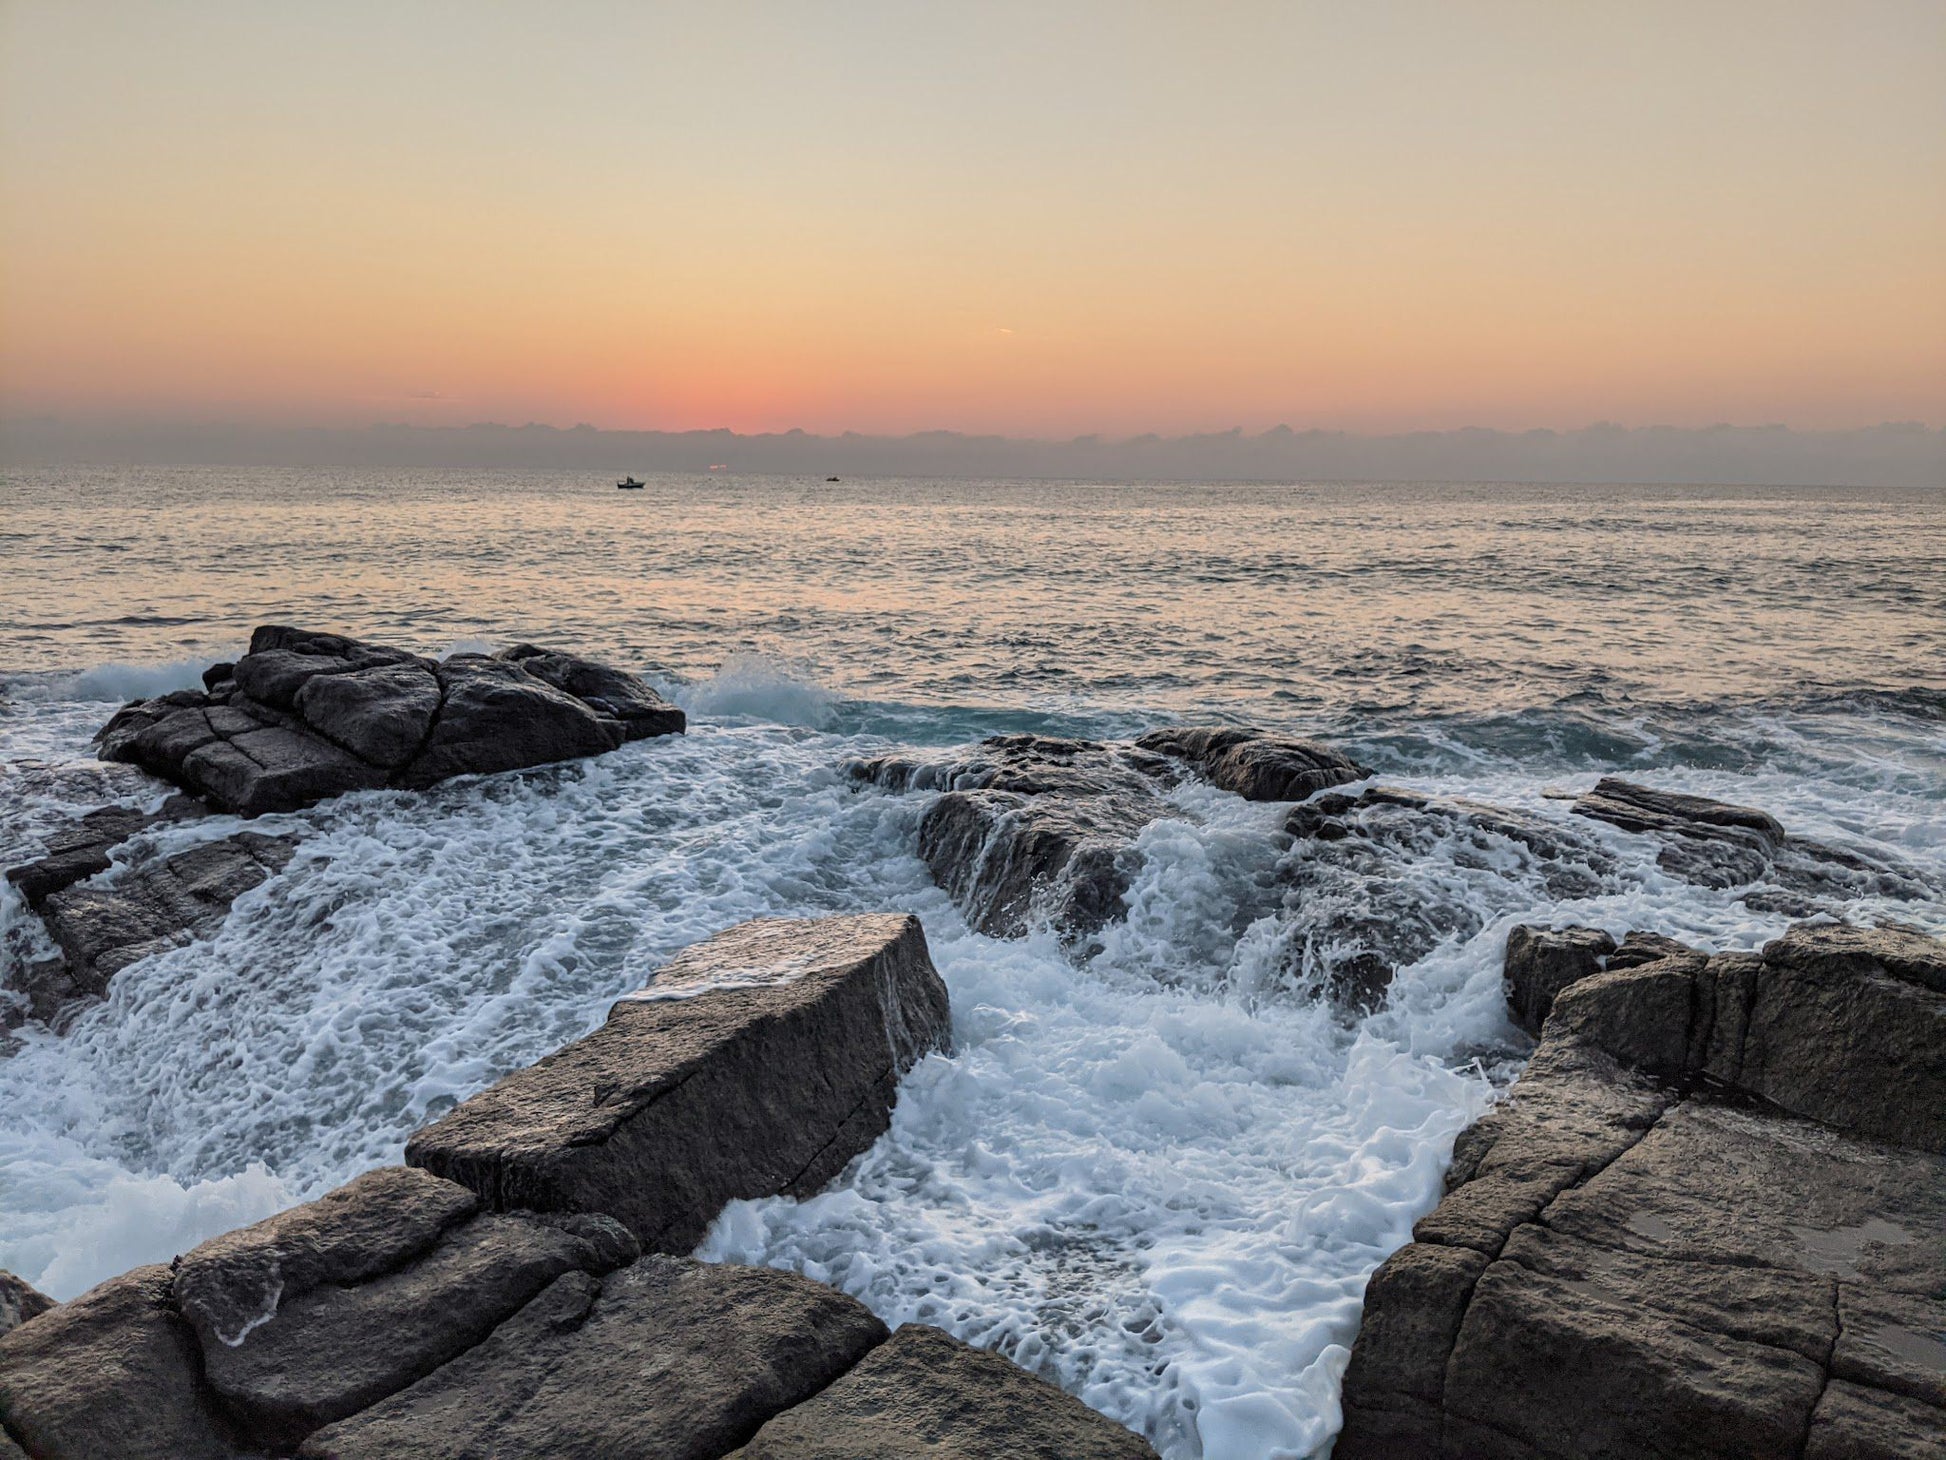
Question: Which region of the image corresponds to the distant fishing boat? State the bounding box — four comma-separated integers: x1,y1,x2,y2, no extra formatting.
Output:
825,476,840,482
616,476,645,489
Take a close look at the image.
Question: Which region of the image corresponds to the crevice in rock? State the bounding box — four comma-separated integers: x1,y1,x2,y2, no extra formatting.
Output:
1797,1278,1843,1460
780,1062,898,1193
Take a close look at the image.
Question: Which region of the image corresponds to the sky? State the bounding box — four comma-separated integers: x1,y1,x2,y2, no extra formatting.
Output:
3,1,1944,438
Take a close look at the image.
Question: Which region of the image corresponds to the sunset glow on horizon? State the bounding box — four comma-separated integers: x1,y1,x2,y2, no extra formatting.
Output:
4,1,1944,437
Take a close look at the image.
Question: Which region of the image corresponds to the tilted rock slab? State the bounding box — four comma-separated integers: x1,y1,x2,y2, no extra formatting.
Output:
93,626,684,817
1574,776,1935,910
407,913,953,1251
1335,921,1946,1460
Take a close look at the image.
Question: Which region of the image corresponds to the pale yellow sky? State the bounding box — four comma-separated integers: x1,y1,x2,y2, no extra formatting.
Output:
3,1,1944,435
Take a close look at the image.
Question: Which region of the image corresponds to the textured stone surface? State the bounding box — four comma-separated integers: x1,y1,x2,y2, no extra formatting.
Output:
407,914,952,1250
297,1257,888,1460
24,830,298,1024
730,1321,1161,1459
0,1274,53,1339
0,1265,247,1460
2,797,199,909
1502,924,1615,1035
1336,919,1946,1460
1134,725,1368,802
1574,776,1934,905
94,626,682,816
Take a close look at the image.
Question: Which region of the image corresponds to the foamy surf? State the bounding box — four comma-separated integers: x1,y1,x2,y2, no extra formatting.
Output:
2,640,1943,1457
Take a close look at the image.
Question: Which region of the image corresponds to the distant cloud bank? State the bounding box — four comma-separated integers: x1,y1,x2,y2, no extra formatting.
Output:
4,419,1941,488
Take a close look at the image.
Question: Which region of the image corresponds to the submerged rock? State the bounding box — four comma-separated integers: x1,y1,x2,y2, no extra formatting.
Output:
1270,788,1621,1012
2,796,200,910
853,735,1180,940
729,1321,1161,1459
0,1272,54,1338
93,627,683,817
852,727,1364,944
407,913,952,1251
1336,919,1946,1459
1574,776,1934,905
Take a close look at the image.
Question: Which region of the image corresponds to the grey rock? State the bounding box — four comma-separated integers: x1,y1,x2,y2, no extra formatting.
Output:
197,1211,623,1449
1574,776,1935,903
172,1166,479,1349
1606,929,1699,970
1806,1379,1946,1460
1502,924,1614,1036
0,1273,54,1338
854,735,1176,941
407,914,952,1251
1336,919,1946,1460
1270,788,1620,1013
93,625,682,817
296,1256,888,1460
24,830,297,1025
730,1321,1161,1459
2,797,200,910
0,1265,247,1460
498,644,686,741
1135,725,1368,802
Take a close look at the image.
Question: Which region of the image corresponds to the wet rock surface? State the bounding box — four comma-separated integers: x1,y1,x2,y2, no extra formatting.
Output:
94,626,683,817
16,830,298,1028
1336,920,1946,1460
407,913,953,1251
729,1321,1162,1459
1271,787,1620,1012
1574,776,1935,908
0,913,1150,1460
0,1274,53,1339
852,727,1366,944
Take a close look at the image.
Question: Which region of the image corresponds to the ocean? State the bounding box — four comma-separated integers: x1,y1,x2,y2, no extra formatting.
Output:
2,467,1943,1458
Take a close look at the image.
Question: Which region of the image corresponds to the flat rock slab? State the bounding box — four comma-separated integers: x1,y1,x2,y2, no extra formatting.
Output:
1336,919,1946,1460
297,1256,888,1460
729,1321,1161,1459
407,914,952,1251
22,830,298,1022
2,795,201,909
94,626,683,817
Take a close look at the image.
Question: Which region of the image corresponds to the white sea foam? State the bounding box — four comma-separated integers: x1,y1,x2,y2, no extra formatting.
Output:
0,680,1940,1457
13,659,217,704
675,652,838,727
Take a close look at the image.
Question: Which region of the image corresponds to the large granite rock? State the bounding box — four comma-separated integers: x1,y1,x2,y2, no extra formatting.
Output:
407,914,953,1250
0,1263,250,1460
298,1256,887,1460
851,728,1365,943
0,1274,53,1339
93,627,683,817
1336,921,1946,1460
729,1321,1160,1459
1270,788,1620,1012
1574,777,1935,908
1501,925,1702,1037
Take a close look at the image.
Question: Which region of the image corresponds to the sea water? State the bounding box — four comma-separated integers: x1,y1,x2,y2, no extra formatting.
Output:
1,468,1942,1458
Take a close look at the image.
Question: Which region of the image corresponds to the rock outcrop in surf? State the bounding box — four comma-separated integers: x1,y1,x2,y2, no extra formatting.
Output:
0,913,1155,1459
848,728,1369,946
93,627,684,818
1335,919,1946,1459
2,629,683,1036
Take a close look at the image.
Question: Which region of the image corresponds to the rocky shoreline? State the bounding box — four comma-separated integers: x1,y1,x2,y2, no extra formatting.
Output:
3,626,1942,1458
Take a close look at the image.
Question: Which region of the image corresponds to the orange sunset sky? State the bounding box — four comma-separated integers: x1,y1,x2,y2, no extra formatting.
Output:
3,1,1944,438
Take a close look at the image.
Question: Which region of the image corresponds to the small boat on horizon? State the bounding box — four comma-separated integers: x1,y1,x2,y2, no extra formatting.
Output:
616,476,645,489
